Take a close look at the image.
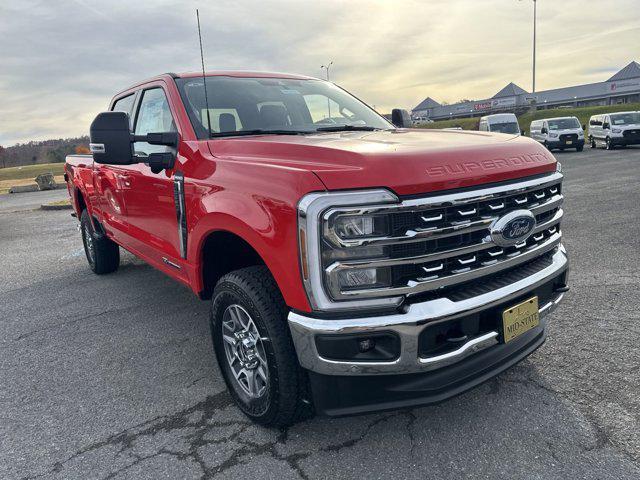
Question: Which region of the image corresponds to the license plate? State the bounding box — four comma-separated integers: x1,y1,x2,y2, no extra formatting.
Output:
565,140,572,145
502,296,540,343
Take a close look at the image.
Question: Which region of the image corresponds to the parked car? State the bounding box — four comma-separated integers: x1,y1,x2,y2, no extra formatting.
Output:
412,116,433,126
588,111,640,149
478,113,522,135
530,117,585,152
65,71,568,426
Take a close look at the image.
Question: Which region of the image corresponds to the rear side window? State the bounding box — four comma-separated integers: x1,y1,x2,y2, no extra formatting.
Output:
112,94,136,128
133,88,176,156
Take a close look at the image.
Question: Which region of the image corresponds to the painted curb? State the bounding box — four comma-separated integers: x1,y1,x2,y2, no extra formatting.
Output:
40,203,72,211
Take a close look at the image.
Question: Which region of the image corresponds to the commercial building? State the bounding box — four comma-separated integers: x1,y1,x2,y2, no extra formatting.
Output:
412,61,640,121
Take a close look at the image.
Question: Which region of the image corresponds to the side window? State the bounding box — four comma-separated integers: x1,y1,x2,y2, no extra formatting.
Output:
112,94,136,128
133,88,176,156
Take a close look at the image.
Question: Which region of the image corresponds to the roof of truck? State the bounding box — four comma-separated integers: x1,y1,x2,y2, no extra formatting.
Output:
115,71,320,96
176,71,317,80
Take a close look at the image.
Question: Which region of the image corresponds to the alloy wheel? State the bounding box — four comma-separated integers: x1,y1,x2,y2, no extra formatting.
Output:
83,223,95,264
221,304,269,398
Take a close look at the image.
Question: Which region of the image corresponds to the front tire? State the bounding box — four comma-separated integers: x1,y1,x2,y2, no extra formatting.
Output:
590,136,596,148
210,266,311,427
606,137,613,150
576,145,584,152
80,209,119,274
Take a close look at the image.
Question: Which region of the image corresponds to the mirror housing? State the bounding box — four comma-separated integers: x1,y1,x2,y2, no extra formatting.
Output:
89,111,178,171
540,127,548,134
391,109,412,128
148,152,176,174
603,122,610,130
90,112,134,165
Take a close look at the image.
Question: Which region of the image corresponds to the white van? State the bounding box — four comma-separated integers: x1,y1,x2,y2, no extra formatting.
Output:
412,116,433,126
478,113,521,135
529,116,585,152
588,111,640,149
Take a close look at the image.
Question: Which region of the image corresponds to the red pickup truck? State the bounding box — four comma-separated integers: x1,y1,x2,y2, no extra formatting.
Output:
66,71,568,426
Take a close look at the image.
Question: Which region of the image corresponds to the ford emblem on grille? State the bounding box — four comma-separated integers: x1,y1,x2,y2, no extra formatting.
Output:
490,210,536,247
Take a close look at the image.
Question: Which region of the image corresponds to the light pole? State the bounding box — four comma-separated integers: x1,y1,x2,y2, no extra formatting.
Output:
532,0,537,94
320,61,334,120
320,61,333,81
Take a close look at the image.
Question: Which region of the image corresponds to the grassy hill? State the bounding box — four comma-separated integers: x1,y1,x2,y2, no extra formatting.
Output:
0,136,89,169
419,102,640,134
0,163,66,182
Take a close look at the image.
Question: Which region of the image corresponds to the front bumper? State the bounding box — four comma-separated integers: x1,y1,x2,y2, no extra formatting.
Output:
288,246,568,414
611,135,640,146
547,138,584,149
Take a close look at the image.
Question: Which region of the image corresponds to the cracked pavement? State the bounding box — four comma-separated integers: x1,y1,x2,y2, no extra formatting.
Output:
1,147,639,479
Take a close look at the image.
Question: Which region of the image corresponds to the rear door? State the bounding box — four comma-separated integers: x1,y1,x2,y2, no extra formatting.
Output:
94,92,137,242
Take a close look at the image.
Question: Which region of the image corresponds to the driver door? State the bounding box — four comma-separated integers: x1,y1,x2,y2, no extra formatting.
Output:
119,85,186,274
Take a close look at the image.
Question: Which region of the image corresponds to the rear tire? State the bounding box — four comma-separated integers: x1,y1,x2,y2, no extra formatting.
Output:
80,209,119,274
210,266,312,427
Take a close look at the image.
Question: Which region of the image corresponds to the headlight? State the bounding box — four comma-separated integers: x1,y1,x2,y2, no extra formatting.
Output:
578,131,584,137
298,189,402,311
331,215,388,239
549,132,559,138
612,128,622,133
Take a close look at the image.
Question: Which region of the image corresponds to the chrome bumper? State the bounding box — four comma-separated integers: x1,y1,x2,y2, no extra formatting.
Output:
288,246,568,376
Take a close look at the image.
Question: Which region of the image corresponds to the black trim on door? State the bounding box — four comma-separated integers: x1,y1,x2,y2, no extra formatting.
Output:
173,172,188,259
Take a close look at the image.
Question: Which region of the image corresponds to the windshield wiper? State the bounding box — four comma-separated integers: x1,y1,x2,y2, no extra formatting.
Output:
315,125,386,132
210,129,313,138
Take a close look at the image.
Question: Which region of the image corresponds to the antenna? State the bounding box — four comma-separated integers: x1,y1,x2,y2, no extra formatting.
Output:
196,9,212,138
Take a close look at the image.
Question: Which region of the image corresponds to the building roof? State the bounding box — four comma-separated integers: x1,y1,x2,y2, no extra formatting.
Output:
412,97,441,111
492,82,528,98
607,61,640,81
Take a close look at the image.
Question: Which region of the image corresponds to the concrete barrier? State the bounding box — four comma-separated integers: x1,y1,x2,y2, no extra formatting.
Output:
9,184,39,194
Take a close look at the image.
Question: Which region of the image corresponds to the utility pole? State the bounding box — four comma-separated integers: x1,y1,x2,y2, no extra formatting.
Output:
320,61,334,120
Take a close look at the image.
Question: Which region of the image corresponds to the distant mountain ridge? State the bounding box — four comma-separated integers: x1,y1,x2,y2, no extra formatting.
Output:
0,136,90,168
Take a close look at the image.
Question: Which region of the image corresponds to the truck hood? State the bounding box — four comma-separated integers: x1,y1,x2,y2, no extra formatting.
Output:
207,129,557,196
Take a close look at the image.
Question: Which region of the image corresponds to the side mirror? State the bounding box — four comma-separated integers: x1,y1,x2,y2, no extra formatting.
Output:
582,124,586,130
391,108,412,128
541,127,548,134
602,123,610,130
89,111,178,172
90,112,134,165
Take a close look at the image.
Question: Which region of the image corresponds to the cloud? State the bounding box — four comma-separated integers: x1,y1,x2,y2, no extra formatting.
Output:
0,0,638,145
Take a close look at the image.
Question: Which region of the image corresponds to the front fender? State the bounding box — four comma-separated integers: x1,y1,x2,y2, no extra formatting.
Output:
187,167,325,313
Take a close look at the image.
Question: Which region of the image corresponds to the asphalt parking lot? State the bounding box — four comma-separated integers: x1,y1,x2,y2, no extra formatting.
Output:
1,146,639,480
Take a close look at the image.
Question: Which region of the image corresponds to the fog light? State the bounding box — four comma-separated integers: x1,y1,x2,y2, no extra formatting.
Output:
340,268,377,288
358,338,376,353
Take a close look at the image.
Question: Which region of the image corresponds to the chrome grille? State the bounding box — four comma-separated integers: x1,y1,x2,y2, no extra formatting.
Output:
324,172,563,300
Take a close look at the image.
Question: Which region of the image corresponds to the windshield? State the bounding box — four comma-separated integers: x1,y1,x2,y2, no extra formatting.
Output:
175,76,393,138
548,118,580,130
490,122,519,134
610,112,640,126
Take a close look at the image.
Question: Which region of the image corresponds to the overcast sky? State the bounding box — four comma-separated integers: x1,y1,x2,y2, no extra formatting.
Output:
1,0,638,146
